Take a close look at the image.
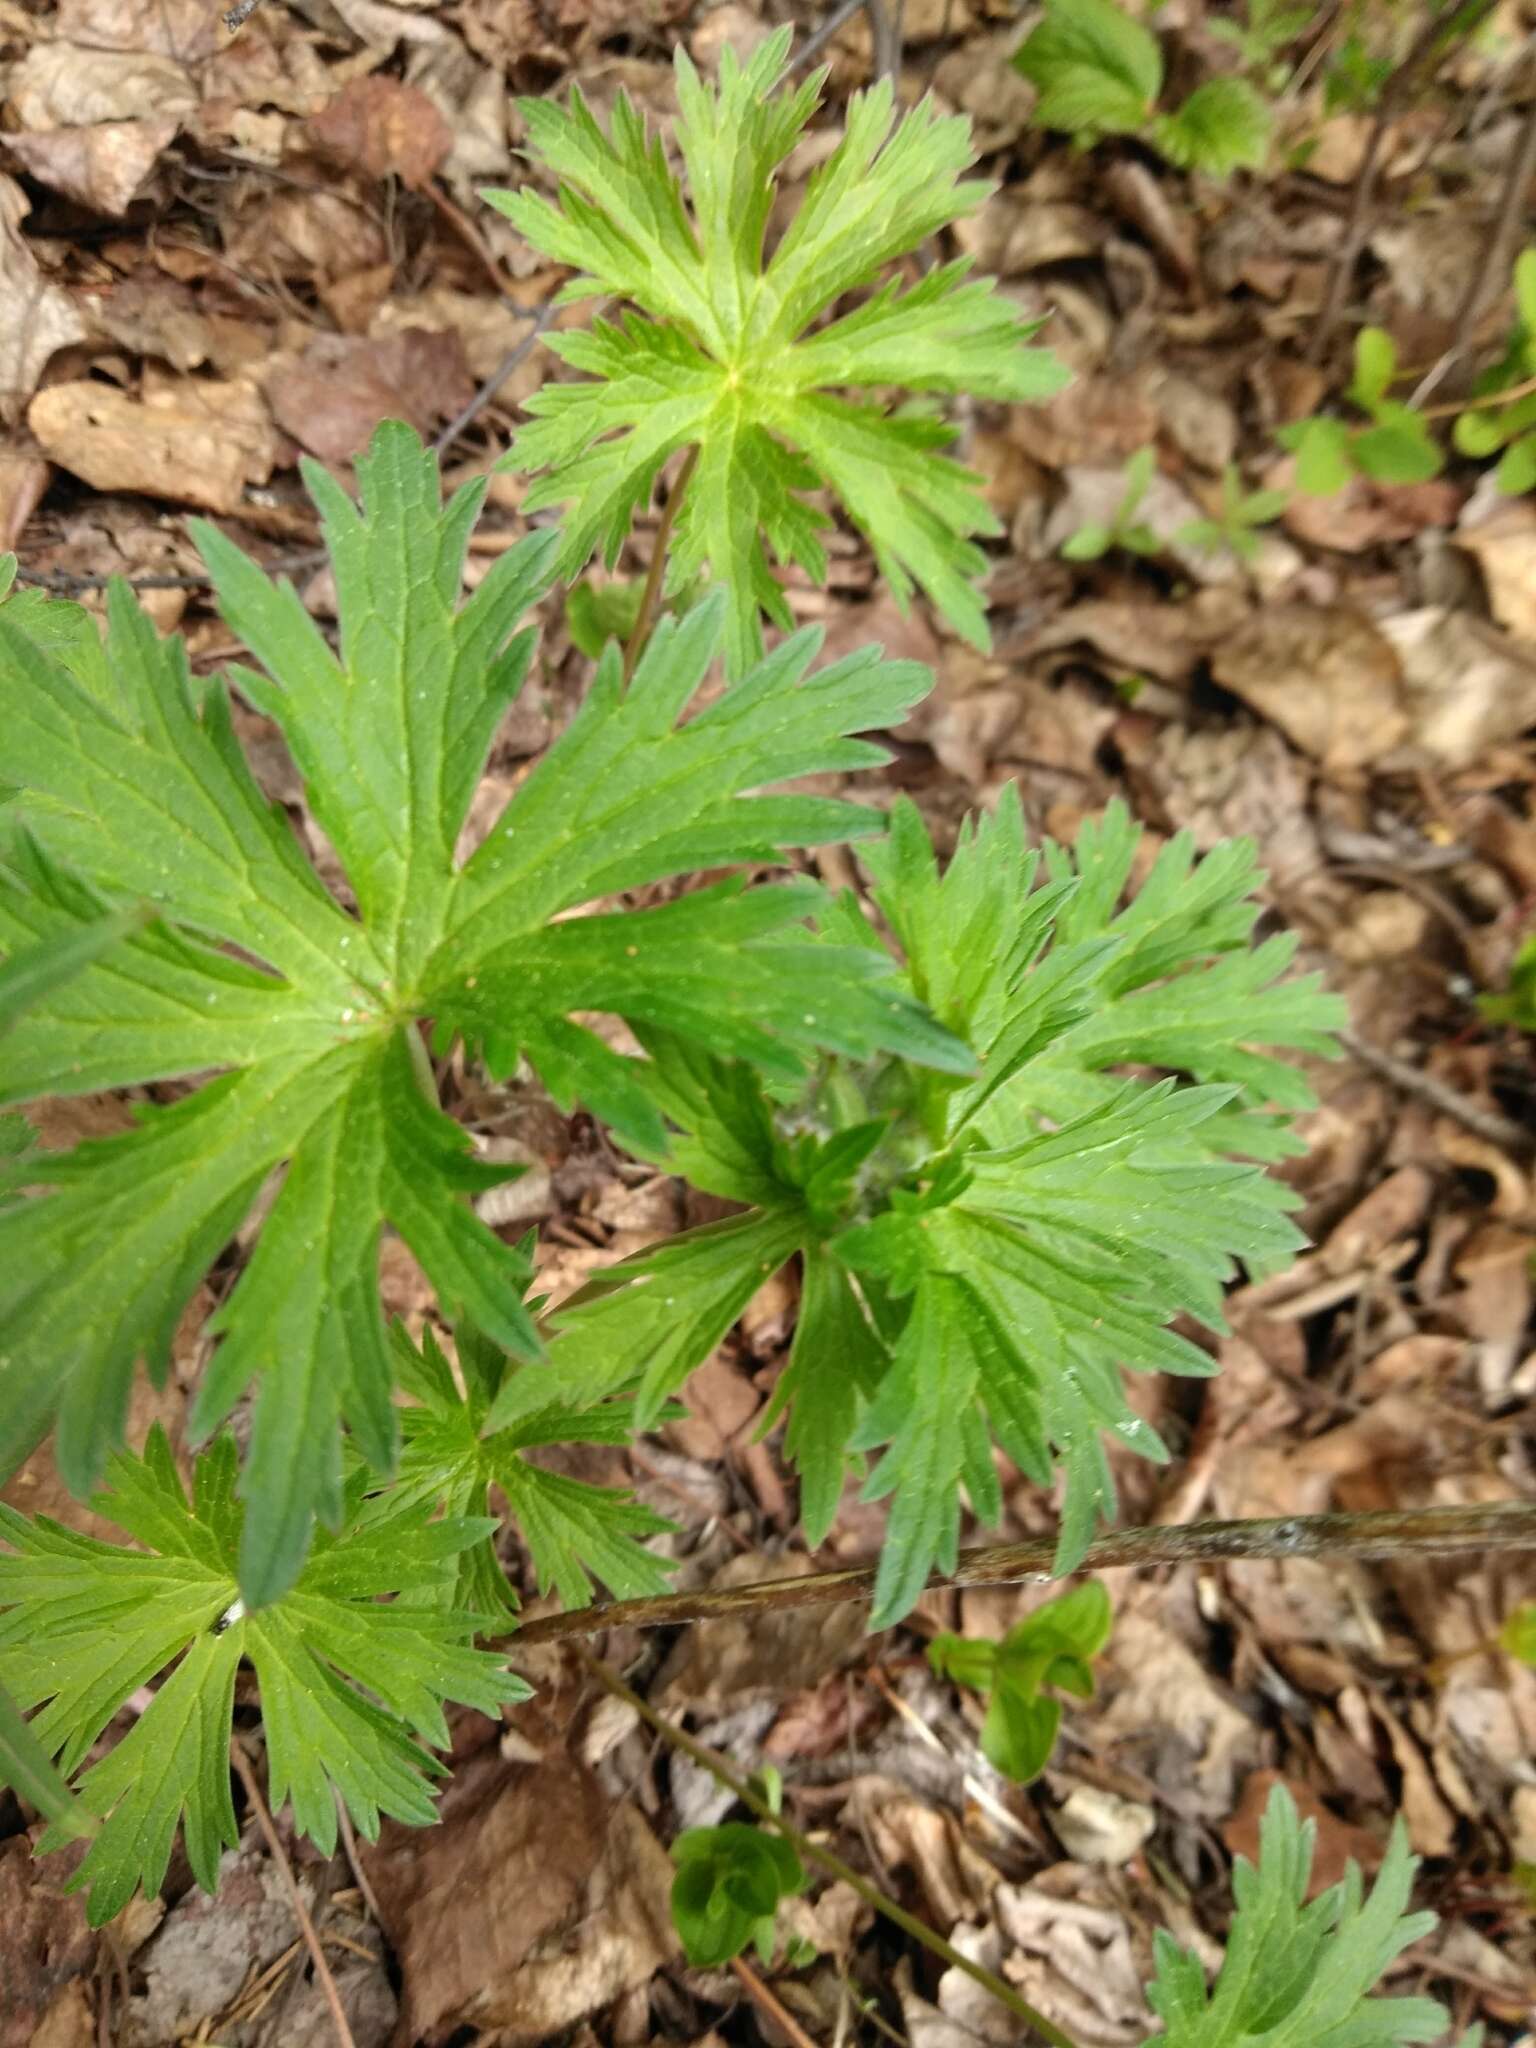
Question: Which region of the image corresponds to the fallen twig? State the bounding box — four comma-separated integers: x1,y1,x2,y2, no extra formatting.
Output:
512,1502,1536,1646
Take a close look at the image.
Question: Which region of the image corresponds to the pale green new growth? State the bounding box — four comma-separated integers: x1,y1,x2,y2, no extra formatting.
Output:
0,1430,521,1925
486,27,1069,674
1143,1784,1452,2048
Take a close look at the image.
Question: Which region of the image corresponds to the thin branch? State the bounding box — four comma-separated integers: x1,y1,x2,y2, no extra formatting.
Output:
513,1502,1536,1646
622,444,699,681
230,1739,356,2048
431,299,555,460
792,0,869,73
1413,91,1536,404
1339,1027,1535,1158
731,1955,824,2048
578,1647,1080,2048
1309,2,1499,363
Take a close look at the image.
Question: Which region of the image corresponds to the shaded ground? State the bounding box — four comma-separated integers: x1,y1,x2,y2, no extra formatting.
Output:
2,0,1535,2043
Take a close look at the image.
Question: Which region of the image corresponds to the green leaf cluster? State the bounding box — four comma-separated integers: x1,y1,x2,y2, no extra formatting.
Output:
1013,0,1272,176
528,792,1342,1627
0,422,964,1609
386,1321,677,1616
929,1579,1111,1781
1143,1782,1454,2048
486,28,1070,676
1176,465,1288,567
1453,249,1536,493
671,1821,807,1967
1062,447,1161,560
0,1428,523,1925
1278,329,1443,493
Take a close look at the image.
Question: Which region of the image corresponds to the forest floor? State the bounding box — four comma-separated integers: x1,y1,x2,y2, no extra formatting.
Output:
2,0,1535,2044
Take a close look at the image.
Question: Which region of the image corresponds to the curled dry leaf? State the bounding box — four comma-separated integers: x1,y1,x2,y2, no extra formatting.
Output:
7,118,177,218
307,75,455,190
263,327,474,465
1456,496,1536,644
1377,607,1536,769
1211,605,1408,773
0,176,89,423
28,374,275,513
7,43,196,129
55,0,220,60
0,451,50,552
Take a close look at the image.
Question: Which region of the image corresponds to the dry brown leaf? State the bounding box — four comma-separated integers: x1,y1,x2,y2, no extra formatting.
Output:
362,1733,676,2046
8,42,196,129
953,193,1104,274
1221,1771,1383,1894
1009,372,1162,470
1273,455,1463,553
995,1872,1154,2045
121,1850,303,2046
264,327,473,464
655,1551,867,1713
0,1835,96,2048
1377,607,1536,768
29,374,275,513
1456,495,1536,643
0,176,89,423
0,448,49,549
83,273,213,371
1051,1785,1155,1865
856,1780,1001,1925
307,75,454,190
7,117,176,217
55,0,219,59
1211,606,1408,773
1094,1608,1259,1817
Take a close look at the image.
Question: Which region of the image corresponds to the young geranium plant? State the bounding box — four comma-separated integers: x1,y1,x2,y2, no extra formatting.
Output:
0,53,1444,2035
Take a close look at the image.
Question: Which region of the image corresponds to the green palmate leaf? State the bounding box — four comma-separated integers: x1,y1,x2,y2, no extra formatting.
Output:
1352,403,1443,484
486,28,1069,674
535,792,1342,1625
386,1323,676,1615
1151,78,1272,175
0,1429,521,1925
1013,0,1164,134
671,1822,806,1967
1143,1783,1451,2048
0,422,964,1606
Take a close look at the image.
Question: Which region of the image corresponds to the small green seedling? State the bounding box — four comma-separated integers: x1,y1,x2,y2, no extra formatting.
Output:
1499,1602,1536,1664
1277,328,1443,493
1454,249,1536,494
1177,465,1288,565
1013,0,1271,177
1209,0,1313,86
1480,932,1536,1033
928,1579,1112,1782
670,1819,807,1967
1062,447,1161,559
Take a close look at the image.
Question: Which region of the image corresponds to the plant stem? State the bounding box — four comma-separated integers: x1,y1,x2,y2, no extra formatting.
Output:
623,446,699,682
1415,91,1536,405
731,1954,823,2048
1309,1,1498,363
514,1502,1536,1647
576,1646,1080,2048
231,1739,356,2048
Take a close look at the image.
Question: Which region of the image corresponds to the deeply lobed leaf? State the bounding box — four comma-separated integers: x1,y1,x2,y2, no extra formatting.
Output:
0,1430,522,1925
534,794,1342,1625
0,423,961,1604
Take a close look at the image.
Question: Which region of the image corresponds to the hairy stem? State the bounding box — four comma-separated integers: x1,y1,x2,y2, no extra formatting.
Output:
514,1502,1536,1646
623,445,699,681
576,1646,1080,2048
